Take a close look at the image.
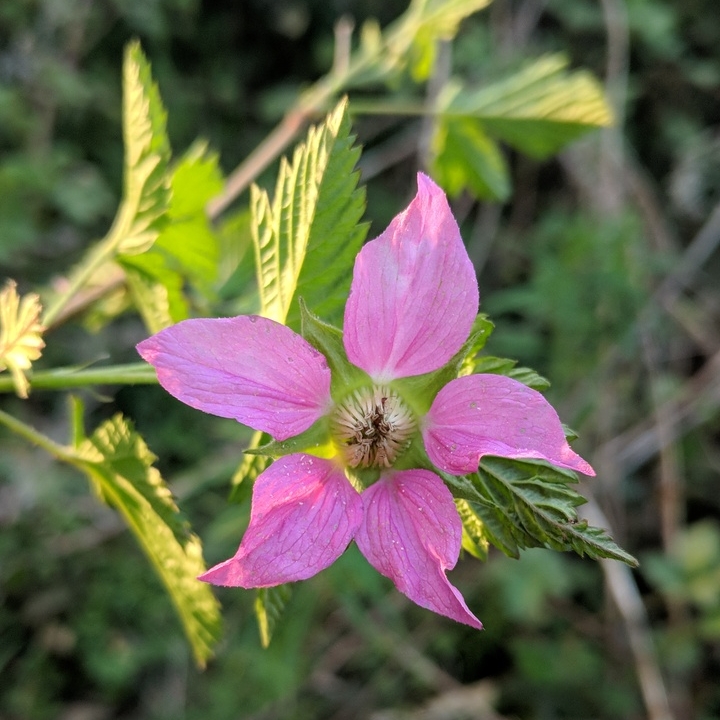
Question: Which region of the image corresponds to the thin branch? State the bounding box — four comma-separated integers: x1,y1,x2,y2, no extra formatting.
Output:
0,363,157,394
582,497,674,720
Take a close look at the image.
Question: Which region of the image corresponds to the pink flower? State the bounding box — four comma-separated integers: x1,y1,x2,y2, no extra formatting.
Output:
137,173,594,629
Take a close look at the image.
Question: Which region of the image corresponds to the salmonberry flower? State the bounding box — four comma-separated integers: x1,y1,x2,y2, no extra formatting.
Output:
137,173,594,629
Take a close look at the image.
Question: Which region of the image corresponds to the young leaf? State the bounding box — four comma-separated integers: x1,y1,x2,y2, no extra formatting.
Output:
251,98,367,332
349,0,493,87
122,252,187,333
120,142,224,332
474,457,638,566
255,585,293,648
438,54,613,160
42,41,171,329
72,414,222,666
151,141,223,290
0,280,45,398
115,41,172,255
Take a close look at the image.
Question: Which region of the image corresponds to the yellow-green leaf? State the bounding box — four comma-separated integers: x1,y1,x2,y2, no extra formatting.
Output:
115,40,171,255
251,98,367,332
0,280,45,398
72,414,222,667
440,54,614,159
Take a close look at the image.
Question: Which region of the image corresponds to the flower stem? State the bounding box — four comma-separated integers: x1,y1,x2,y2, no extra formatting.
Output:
0,363,157,394
0,407,74,461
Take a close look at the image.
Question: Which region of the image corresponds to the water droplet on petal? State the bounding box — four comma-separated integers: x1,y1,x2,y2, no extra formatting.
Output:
249,316,257,323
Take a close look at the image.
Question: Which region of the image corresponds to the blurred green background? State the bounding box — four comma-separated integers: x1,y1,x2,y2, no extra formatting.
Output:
2,0,720,718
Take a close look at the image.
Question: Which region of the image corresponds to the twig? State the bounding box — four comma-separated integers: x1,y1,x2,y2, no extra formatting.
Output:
205,107,310,220
582,497,674,720
599,346,720,475
640,327,683,551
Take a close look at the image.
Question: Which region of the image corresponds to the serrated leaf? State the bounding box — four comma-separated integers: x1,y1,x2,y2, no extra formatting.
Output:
0,280,45,398
122,252,188,333
72,414,222,666
251,98,367,331
439,54,613,159
255,585,292,648
474,457,638,565
39,42,170,330
468,355,551,391
151,141,223,288
119,142,224,331
115,40,171,255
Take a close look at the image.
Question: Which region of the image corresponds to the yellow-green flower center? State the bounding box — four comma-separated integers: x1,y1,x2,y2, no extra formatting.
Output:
331,385,416,468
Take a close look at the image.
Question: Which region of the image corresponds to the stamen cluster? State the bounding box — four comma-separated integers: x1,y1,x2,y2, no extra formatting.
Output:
332,385,416,468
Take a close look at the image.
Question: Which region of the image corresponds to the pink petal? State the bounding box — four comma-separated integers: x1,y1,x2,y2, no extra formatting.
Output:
343,173,478,381
137,315,331,441
200,454,363,587
355,469,483,629
423,374,595,476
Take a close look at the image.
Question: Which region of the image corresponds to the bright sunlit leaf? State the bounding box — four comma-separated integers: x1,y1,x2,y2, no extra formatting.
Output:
439,54,614,159
251,97,367,332
72,414,222,667
121,141,224,332
115,40,171,255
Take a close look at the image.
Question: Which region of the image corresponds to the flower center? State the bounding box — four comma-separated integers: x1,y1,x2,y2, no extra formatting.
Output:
332,385,416,469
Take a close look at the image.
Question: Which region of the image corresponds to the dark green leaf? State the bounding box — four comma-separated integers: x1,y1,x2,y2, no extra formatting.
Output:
474,457,638,565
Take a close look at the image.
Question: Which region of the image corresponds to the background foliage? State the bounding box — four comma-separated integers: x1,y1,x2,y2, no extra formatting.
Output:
2,0,720,719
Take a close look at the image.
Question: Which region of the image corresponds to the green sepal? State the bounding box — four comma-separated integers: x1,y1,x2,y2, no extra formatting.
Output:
562,424,579,442
392,313,494,414
243,416,332,459
299,298,370,397
344,465,381,492
469,355,551,391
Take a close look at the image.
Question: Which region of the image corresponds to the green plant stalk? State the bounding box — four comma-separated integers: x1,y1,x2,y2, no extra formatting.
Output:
0,363,157,393
0,407,75,462
41,208,132,328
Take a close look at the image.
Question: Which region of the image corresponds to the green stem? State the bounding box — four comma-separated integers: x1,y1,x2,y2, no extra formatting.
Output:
0,407,74,461
42,222,124,328
0,363,157,393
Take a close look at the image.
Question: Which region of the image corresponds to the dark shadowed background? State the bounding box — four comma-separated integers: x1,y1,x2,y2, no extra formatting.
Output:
2,1,720,718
